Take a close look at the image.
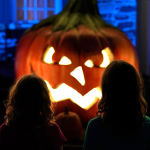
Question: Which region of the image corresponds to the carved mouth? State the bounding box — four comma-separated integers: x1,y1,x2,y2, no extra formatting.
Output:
30,64,102,109
45,81,102,110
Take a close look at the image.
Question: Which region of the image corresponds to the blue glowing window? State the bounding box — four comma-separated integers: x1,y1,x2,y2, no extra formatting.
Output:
97,0,137,46
15,0,62,24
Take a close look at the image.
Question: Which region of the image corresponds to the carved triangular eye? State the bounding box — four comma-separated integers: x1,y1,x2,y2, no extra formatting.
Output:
100,47,114,68
59,56,72,65
84,60,94,68
43,46,55,64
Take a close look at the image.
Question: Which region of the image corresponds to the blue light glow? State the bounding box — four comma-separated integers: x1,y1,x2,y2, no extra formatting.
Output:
97,0,137,46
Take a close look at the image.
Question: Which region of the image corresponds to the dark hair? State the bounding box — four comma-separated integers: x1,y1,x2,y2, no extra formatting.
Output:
97,60,148,140
4,74,54,132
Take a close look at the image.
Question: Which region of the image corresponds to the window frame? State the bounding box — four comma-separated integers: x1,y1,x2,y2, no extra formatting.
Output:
12,0,62,27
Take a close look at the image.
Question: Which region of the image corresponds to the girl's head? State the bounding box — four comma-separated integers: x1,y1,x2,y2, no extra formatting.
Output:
97,60,147,139
98,60,147,114
5,74,54,130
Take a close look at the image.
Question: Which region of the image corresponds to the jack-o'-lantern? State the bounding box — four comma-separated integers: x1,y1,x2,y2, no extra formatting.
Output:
14,0,139,124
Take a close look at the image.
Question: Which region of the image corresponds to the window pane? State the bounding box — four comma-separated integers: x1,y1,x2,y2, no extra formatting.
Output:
27,10,34,20
27,0,34,7
37,0,44,7
47,0,54,8
17,10,24,20
47,10,54,17
17,0,24,7
37,10,45,20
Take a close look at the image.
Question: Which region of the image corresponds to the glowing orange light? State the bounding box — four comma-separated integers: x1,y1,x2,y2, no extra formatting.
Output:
45,81,102,110
59,56,72,65
70,66,85,86
100,47,114,68
84,60,94,68
43,46,55,64
43,47,72,65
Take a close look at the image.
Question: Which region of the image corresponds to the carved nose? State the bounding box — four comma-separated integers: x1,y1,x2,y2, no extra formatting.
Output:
70,66,85,86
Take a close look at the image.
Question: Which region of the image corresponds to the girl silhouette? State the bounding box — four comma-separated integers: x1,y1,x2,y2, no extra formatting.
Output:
83,60,150,150
0,74,66,150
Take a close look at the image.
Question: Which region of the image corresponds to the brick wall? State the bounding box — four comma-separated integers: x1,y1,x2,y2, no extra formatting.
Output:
97,0,137,46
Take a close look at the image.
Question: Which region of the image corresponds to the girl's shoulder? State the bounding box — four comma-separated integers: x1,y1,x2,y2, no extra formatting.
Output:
87,117,102,130
145,115,150,127
145,115,150,121
46,122,61,132
45,122,66,140
0,123,6,129
0,123,9,133
44,122,67,149
88,117,102,124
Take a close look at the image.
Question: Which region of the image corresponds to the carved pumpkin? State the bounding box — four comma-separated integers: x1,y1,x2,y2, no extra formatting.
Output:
14,0,139,124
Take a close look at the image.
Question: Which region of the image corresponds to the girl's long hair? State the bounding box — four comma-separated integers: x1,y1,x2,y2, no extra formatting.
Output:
97,60,148,140
4,74,54,132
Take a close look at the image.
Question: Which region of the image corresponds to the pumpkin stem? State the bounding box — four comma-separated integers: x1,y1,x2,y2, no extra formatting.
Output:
63,0,99,15
52,0,106,32
64,106,69,115
31,0,118,32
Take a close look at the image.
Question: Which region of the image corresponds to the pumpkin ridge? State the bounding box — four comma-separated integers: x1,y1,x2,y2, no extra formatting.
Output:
96,31,111,50
93,30,108,51
25,27,53,74
15,27,47,76
26,27,50,51
97,29,112,49
17,27,45,49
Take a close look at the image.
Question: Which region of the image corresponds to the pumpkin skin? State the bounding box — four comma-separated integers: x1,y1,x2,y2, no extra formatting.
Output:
14,0,139,124
55,107,82,141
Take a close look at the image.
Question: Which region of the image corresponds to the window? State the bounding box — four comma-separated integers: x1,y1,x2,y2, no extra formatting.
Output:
14,0,62,26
